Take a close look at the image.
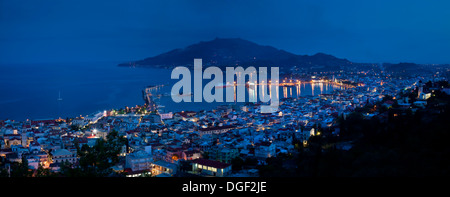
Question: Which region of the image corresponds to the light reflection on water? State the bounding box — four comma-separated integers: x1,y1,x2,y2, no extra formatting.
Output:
158,82,345,113
0,62,347,120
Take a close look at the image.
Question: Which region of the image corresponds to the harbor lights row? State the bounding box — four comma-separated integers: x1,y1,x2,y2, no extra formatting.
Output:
170,59,280,113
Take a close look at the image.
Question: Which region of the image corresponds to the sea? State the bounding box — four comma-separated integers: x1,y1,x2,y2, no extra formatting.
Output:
0,61,343,121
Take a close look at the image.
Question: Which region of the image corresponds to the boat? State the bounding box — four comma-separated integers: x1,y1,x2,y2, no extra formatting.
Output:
215,82,234,89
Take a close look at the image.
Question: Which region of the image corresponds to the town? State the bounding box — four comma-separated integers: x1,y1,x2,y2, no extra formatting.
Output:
1,64,449,177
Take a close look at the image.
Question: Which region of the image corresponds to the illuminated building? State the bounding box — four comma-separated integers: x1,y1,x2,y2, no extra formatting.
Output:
191,158,232,177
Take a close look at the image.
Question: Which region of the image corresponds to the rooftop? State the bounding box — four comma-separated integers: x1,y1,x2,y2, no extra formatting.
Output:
52,149,73,157
192,158,231,169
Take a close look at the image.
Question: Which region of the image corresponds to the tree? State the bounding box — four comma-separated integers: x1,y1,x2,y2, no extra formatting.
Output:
202,152,210,159
70,125,82,131
62,130,127,177
292,91,450,177
0,167,9,177
35,164,53,177
178,160,192,172
231,157,244,171
10,157,32,177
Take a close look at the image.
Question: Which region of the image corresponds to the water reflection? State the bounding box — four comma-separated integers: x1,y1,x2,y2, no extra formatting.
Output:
226,82,345,102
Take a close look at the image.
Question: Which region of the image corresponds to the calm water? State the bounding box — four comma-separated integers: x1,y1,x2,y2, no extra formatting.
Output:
0,62,341,121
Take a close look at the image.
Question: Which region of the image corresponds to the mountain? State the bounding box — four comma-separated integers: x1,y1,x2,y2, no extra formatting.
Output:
383,62,419,72
118,38,353,70
383,62,435,76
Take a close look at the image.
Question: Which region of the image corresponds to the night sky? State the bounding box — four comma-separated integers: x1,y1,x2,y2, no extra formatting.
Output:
1,0,449,64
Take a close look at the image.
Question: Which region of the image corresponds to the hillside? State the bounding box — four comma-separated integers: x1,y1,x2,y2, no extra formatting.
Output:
118,38,353,70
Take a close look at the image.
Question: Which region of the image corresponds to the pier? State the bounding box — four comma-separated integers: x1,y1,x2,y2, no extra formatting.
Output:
242,79,355,88
142,85,165,111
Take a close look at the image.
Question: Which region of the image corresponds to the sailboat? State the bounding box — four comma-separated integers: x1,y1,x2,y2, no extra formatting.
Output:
57,91,63,101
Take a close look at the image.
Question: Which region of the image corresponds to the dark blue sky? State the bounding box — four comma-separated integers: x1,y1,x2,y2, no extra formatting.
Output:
1,0,449,64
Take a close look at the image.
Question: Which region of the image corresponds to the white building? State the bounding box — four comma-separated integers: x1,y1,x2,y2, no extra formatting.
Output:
191,159,232,177
255,142,276,159
125,151,152,172
52,149,77,164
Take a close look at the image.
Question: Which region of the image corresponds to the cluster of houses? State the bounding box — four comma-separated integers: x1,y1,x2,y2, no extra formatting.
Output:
1,69,446,177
